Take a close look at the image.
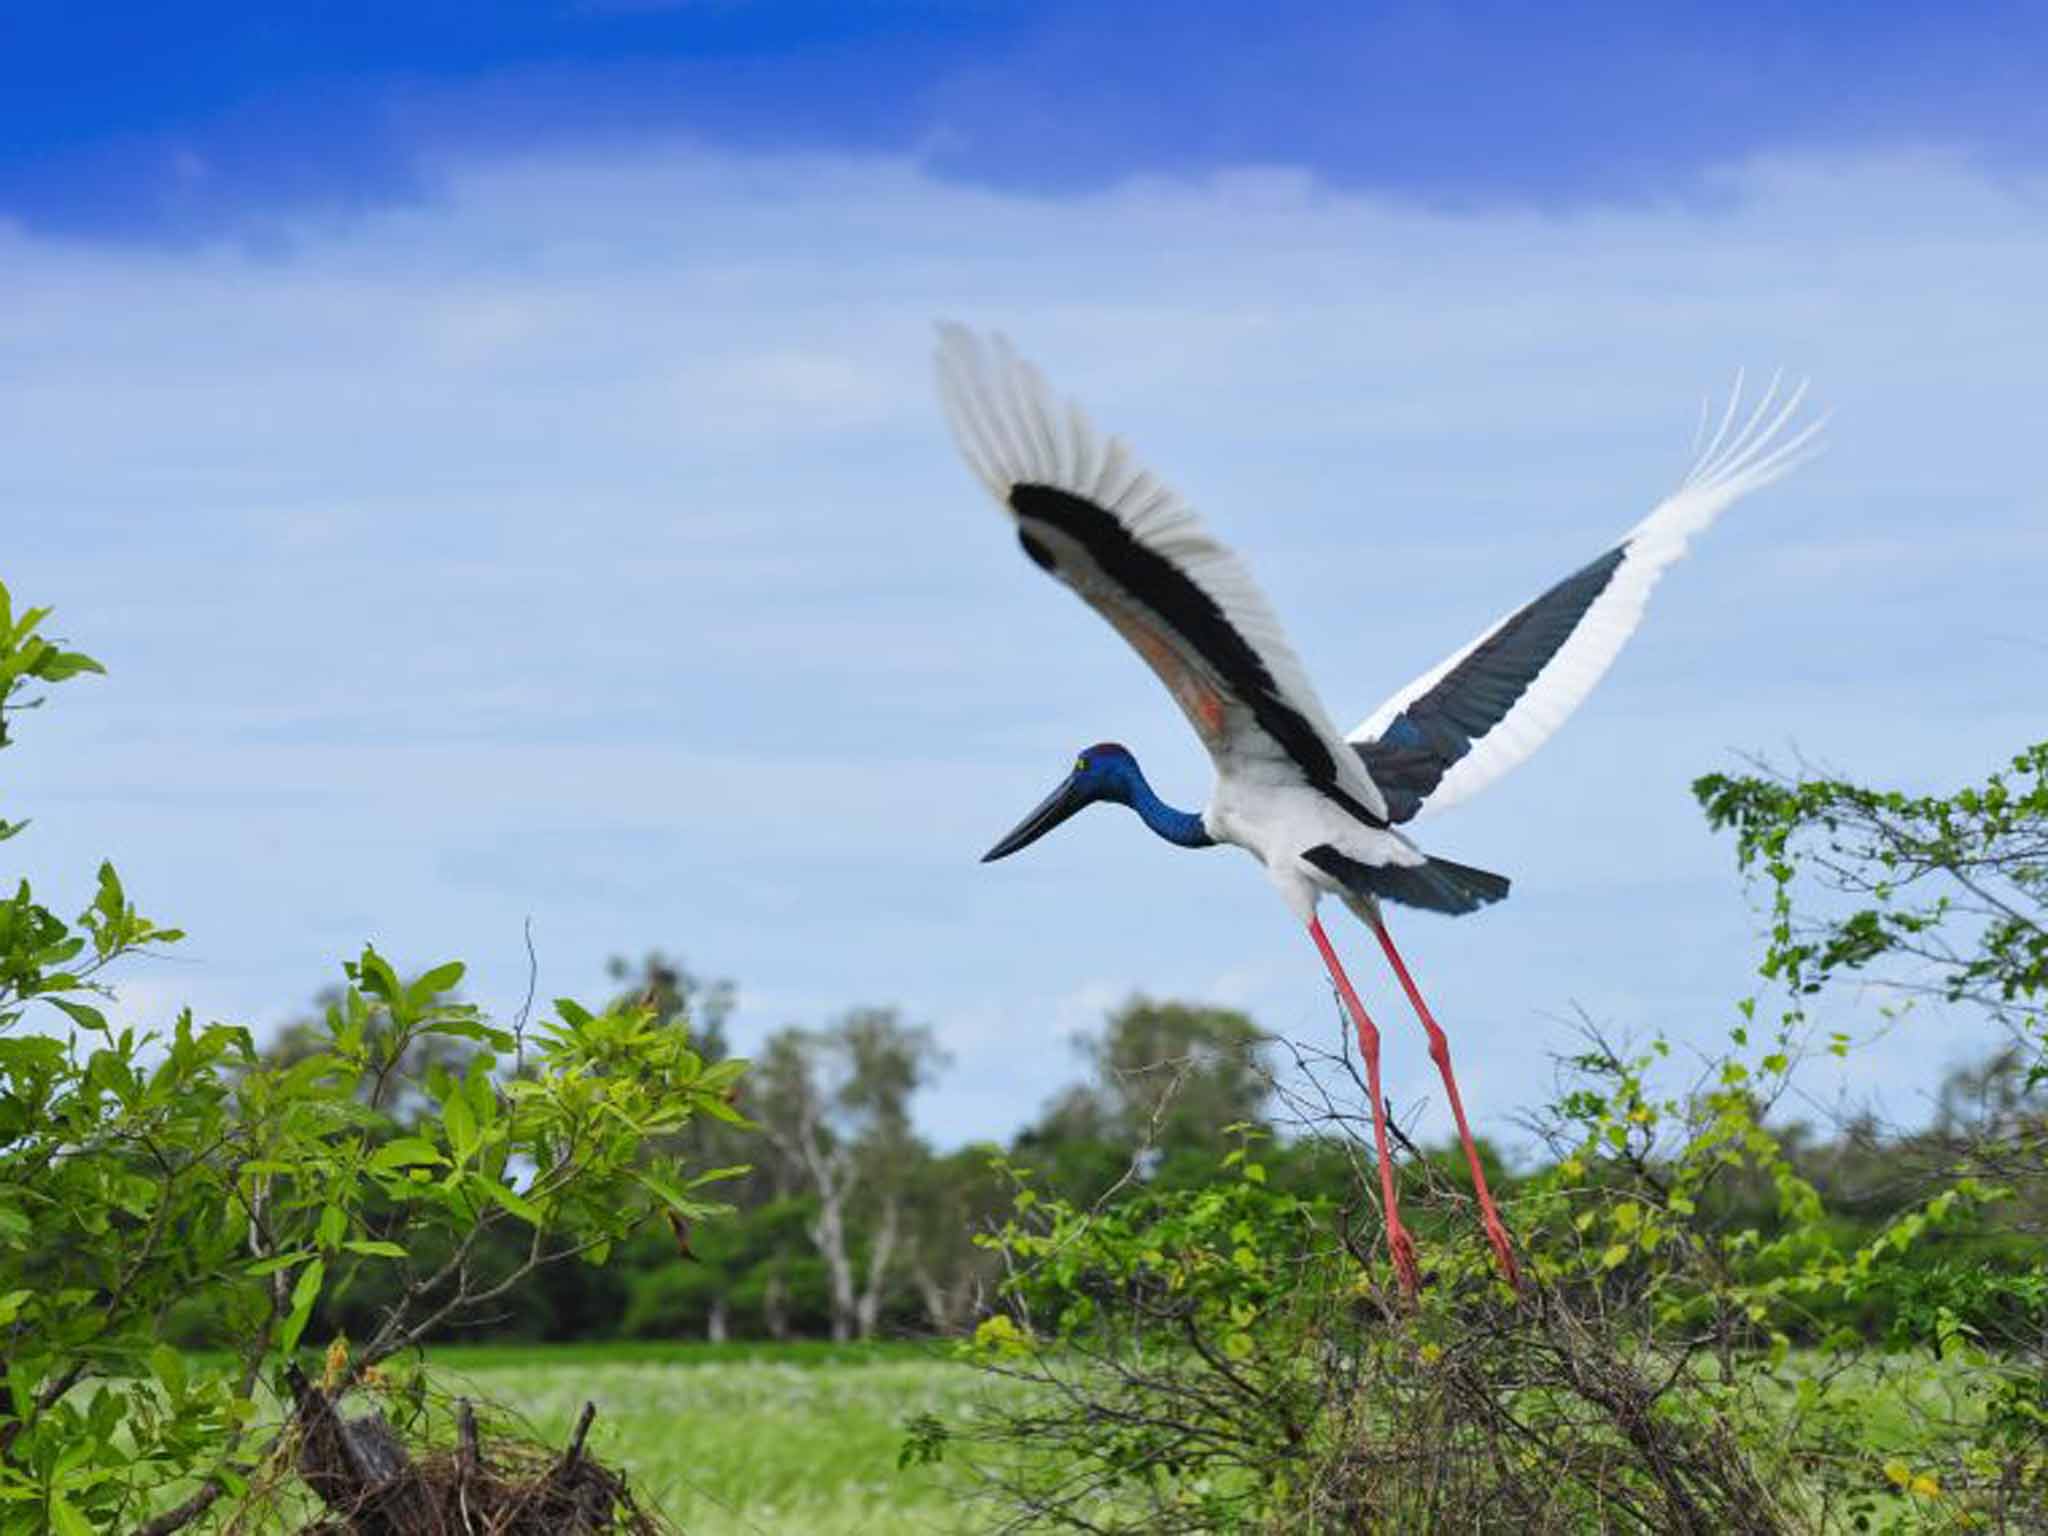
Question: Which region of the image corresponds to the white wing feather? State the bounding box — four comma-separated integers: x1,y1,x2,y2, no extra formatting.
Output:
1349,373,1825,819
938,324,1388,820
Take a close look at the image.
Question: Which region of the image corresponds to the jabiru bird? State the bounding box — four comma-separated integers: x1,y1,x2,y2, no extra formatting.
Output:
937,327,1821,1297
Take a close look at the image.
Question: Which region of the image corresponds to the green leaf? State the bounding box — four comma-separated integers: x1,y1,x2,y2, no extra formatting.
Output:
342,1239,408,1258
43,996,108,1033
356,948,403,1005
698,1095,751,1127
485,1182,545,1226
369,1137,446,1173
247,1250,315,1277
442,1091,478,1158
687,1164,752,1189
293,1261,326,1310
32,650,104,683
151,1342,188,1401
279,1258,326,1355
410,960,466,1003
48,1495,95,1536
92,860,125,920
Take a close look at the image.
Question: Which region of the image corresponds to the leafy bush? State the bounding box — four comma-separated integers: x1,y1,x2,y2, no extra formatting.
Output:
933,742,2048,1534
0,579,748,1532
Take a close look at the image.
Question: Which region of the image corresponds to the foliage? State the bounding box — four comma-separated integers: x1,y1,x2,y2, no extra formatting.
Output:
1695,742,2048,1523
948,1118,1798,1533
1015,997,1274,1199
0,579,103,830
0,578,748,1532
605,950,737,1070
1696,742,2047,1070
930,741,2048,1534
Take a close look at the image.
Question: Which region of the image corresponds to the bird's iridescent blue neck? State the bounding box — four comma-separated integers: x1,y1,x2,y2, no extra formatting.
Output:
1108,755,1212,849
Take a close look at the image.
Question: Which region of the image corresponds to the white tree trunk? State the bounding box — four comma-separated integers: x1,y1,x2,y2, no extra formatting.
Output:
912,1257,951,1335
811,1189,858,1344
854,1195,901,1340
765,1080,864,1344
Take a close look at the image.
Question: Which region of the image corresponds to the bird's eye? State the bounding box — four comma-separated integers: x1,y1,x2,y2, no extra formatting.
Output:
1075,756,1087,774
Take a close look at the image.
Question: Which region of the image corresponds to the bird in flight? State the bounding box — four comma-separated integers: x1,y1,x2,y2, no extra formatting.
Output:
936,327,1821,1297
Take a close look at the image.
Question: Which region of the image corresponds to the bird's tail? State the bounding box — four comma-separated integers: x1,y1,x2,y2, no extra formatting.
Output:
1304,845,1511,917
1383,855,1512,915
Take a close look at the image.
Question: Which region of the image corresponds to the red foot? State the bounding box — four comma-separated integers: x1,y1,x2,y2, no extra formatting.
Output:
1481,1213,1522,1294
1387,1222,1422,1299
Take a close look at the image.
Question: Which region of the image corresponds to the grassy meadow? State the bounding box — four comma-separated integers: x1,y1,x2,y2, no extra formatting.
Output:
401,1339,1981,1534
425,1341,1001,1535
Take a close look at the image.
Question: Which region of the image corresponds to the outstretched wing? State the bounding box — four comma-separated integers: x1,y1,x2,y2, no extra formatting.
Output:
937,325,1388,829
1351,375,1824,823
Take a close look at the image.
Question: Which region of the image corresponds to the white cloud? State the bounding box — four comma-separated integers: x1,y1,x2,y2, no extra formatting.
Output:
2,141,2042,1149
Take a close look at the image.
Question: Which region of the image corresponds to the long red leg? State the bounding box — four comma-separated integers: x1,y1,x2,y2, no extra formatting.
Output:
1369,913,1522,1292
1308,914,1421,1299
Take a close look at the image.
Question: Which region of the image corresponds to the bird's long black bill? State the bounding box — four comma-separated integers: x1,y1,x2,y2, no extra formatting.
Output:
981,774,1089,862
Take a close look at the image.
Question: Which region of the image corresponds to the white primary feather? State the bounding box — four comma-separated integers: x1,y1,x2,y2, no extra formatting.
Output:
1349,373,1825,819
937,324,1389,822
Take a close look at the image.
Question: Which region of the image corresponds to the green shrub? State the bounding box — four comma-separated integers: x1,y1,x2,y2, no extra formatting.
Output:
0,578,749,1532
934,742,2048,1533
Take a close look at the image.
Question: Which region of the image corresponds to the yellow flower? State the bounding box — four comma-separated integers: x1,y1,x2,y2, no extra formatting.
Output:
321,1336,349,1392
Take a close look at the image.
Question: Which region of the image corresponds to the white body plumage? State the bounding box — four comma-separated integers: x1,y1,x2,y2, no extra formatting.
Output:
1204,765,1426,924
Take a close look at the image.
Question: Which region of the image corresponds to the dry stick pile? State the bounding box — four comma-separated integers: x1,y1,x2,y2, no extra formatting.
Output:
285,1366,666,1535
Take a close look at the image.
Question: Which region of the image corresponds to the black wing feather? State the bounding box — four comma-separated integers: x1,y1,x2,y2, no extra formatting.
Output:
1356,544,1628,822
1015,485,1387,831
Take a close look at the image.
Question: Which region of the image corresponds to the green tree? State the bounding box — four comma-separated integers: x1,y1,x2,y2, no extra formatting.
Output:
1016,996,1273,1197
900,1144,1008,1334
259,981,481,1124
1697,745,2048,1471
604,950,757,1337
1696,742,2046,1064
606,950,735,1065
751,1008,947,1341
0,578,748,1531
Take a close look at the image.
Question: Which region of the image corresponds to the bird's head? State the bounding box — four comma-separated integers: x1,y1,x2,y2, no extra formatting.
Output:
981,743,1141,862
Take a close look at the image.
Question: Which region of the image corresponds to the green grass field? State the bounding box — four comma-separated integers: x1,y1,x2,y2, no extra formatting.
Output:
150,1338,1991,1532
415,1339,1987,1534
426,1341,1000,1534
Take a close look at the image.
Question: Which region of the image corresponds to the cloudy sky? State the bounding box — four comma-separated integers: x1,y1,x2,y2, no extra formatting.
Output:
5,3,2044,1149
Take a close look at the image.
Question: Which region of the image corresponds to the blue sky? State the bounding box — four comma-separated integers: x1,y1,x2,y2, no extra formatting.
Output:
9,3,2048,238
4,4,2044,1149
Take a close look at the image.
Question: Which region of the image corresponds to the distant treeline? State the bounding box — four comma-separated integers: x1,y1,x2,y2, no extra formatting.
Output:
188,953,2044,1351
